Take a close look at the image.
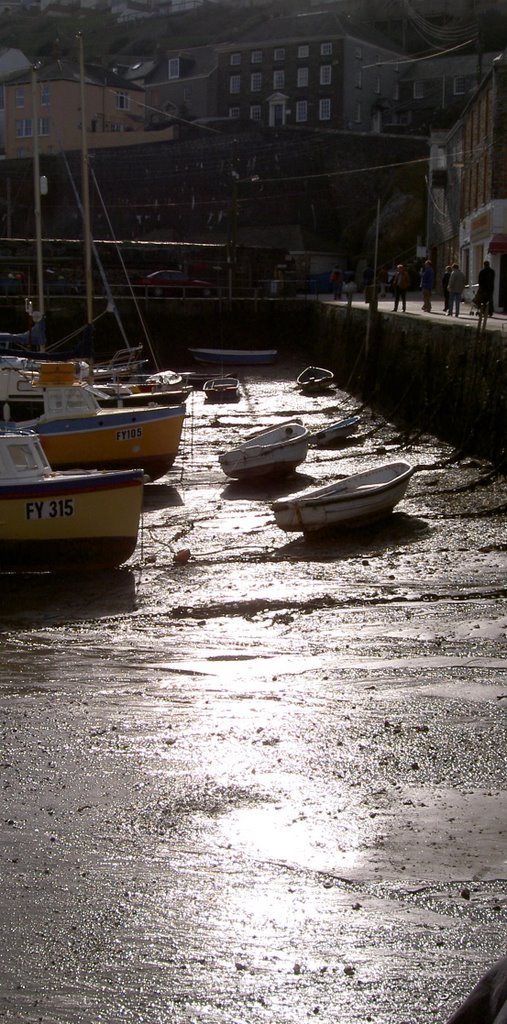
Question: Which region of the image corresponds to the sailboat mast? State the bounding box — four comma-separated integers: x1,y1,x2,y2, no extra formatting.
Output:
78,33,94,352
31,65,45,321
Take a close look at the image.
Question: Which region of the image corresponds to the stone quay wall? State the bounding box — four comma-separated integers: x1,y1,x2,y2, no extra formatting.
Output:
315,302,507,466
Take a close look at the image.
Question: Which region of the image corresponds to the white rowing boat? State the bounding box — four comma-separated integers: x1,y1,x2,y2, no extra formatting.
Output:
272,461,413,533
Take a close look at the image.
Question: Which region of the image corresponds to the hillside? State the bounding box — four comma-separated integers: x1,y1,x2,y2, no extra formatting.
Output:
0,3,282,62
0,1,505,65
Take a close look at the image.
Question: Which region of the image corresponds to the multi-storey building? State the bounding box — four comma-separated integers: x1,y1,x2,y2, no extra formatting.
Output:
214,11,404,131
427,49,507,311
3,59,175,160
396,51,498,134
137,47,218,128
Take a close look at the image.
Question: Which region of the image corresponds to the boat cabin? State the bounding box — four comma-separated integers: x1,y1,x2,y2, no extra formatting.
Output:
0,429,52,481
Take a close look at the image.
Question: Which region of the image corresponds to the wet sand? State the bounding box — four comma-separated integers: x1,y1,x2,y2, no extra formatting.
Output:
0,357,506,1023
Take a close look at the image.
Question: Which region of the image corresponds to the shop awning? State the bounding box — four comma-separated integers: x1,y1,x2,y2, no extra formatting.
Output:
488,233,507,254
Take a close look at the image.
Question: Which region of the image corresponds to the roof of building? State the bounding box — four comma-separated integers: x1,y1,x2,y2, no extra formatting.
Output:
5,59,143,91
142,46,217,83
219,10,402,53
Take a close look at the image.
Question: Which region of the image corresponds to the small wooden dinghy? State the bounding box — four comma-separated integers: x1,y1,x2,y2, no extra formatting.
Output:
219,421,309,480
272,461,413,533
296,366,334,391
203,376,240,402
309,415,360,447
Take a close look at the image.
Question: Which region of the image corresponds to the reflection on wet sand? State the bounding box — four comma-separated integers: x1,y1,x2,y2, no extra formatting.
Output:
0,357,506,1024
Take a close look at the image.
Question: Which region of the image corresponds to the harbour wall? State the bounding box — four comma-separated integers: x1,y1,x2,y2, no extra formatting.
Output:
34,296,507,465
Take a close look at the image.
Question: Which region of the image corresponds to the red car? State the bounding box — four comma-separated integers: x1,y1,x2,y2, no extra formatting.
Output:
132,269,215,296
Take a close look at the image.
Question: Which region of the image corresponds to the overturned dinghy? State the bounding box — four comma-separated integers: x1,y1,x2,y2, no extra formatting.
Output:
272,460,413,534
219,421,309,481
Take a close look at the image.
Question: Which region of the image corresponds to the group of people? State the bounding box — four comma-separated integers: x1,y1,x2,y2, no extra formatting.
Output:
442,259,495,317
330,259,496,317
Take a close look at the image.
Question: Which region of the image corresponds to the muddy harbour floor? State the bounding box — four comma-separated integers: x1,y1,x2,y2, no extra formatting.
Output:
0,355,506,1024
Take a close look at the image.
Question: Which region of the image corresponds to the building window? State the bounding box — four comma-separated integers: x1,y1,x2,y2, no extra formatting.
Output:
250,72,262,92
413,81,424,98
15,118,32,137
15,87,24,109
228,106,240,119
320,65,331,86
297,67,309,87
230,52,241,65
273,69,285,89
295,99,307,122
39,117,49,136
168,58,180,79
40,84,49,107
355,70,362,88
319,98,331,120
355,102,361,122
298,44,309,58
454,76,465,95
274,48,285,61
115,91,130,111
250,104,261,121
251,50,263,63
229,75,241,94
320,42,332,56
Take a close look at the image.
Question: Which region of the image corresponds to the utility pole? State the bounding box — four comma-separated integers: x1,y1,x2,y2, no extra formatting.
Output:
228,138,238,303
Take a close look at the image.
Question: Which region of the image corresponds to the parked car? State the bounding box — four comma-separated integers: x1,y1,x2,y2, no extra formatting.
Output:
132,269,216,297
44,269,84,295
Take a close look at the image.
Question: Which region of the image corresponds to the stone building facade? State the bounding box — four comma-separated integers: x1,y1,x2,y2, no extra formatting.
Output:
427,50,507,312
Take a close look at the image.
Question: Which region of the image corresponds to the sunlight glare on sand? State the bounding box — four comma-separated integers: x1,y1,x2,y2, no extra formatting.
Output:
218,804,363,874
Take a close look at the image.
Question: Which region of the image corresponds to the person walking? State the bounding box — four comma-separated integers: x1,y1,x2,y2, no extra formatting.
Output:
442,264,452,312
420,259,434,312
329,266,343,301
478,259,495,315
447,262,466,317
392,263,409,312
378,265,388,298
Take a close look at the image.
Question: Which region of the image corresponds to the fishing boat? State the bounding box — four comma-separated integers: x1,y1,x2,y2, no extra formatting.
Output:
219,421,309,480
0,428,143,572
272,461,413,533
4,362,185,482
189,347,277,366
203,376,240,402
309,415,360,447
296,366,334,391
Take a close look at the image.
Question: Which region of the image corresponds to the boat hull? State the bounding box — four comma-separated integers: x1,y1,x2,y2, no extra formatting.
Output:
189,348,277,366
0,469,143,571
35,404,185,481
272,462,413,532
204,377,240,402
311,416,360,447
219,423,309,480
220,446,308,480
296,366,334,391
